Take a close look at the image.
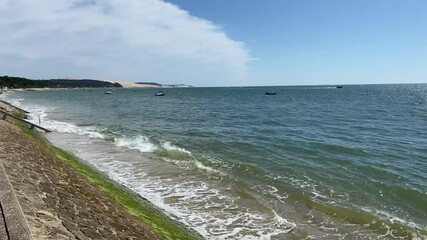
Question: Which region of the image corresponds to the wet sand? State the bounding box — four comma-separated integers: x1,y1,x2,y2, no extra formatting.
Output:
0,119,163,239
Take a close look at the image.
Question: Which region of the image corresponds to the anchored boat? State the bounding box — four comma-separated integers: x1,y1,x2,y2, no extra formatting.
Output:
154,91,165,96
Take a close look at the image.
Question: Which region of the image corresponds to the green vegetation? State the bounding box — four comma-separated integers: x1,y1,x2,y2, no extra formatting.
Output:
18,126,202,240
0,76,122,89
14,111,28,119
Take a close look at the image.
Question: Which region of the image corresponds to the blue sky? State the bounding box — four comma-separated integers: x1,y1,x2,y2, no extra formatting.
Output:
167,0,427,86
0,0,426,86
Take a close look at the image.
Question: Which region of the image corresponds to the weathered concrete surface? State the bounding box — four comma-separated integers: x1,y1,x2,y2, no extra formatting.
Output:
0,201,9,239
0,162,33,240
0,120,163,239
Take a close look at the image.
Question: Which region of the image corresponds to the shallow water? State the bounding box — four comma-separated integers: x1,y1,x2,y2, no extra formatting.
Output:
3,84,427,239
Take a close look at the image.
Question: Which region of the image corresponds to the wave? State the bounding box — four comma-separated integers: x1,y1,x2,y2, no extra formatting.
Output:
35,117,217,172
155,141,194,160
34,114,105,139
3,93,211,170
7,94,196,163
114,135,156,153
1,95,106,139
113,135,219,172
98,160,297,239
1,96,25,107
113,135,192,158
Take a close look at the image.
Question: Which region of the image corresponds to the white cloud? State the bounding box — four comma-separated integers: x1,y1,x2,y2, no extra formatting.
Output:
0,0,250,86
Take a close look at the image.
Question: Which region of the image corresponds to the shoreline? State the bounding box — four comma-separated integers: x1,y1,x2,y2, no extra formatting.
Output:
2,90,426,239
0,100,202,239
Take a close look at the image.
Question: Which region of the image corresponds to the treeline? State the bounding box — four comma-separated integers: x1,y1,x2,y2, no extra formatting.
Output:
0,76,122,89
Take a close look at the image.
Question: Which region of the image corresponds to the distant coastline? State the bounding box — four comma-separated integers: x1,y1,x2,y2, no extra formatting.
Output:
0,75,192,90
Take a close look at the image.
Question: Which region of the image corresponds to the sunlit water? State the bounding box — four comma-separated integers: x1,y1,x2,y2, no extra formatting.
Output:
3,85,427,239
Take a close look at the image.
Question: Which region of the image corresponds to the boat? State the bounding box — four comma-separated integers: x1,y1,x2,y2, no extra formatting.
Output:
265,91,277,95
336,86,343,89
154,91,165,96
104,91,113,94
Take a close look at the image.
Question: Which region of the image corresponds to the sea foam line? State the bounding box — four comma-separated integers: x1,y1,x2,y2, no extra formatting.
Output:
100,162,297,239
3,93,299,239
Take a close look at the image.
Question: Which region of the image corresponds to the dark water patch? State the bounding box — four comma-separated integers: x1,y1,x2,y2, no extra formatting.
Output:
316,142,368,156
300,197,426,239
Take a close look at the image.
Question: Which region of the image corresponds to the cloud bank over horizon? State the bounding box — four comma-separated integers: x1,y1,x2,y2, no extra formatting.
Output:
0,0,250,86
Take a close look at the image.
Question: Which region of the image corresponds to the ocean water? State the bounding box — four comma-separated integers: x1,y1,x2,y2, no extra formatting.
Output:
2,85,427,239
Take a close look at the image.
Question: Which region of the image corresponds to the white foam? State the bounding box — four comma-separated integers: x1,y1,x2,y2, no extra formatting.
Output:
256,185,288,203
40,118,105,139
272,210,296,230
6,97,25,107
90,157,297,239
159,141,221,173
48,134,296,239
161,141,192,154
2,94,106,139
114,135,157,153
193,160,220,173
361,207,425,236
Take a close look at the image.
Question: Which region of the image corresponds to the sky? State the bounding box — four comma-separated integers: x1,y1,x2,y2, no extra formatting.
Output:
0,0,426,87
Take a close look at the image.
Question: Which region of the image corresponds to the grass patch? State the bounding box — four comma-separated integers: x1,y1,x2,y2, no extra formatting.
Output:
19,126,203,240
15,111,28,119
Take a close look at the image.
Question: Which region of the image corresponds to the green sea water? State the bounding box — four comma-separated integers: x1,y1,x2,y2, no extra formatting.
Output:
3,84,427,239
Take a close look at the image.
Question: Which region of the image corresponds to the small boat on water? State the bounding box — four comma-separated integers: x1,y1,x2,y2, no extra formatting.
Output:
265,91,277,95
336,86,343,89
154,91,165,96
104,91,113,94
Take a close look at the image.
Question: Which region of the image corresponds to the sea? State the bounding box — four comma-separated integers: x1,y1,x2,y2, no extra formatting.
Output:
1,84,426,239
